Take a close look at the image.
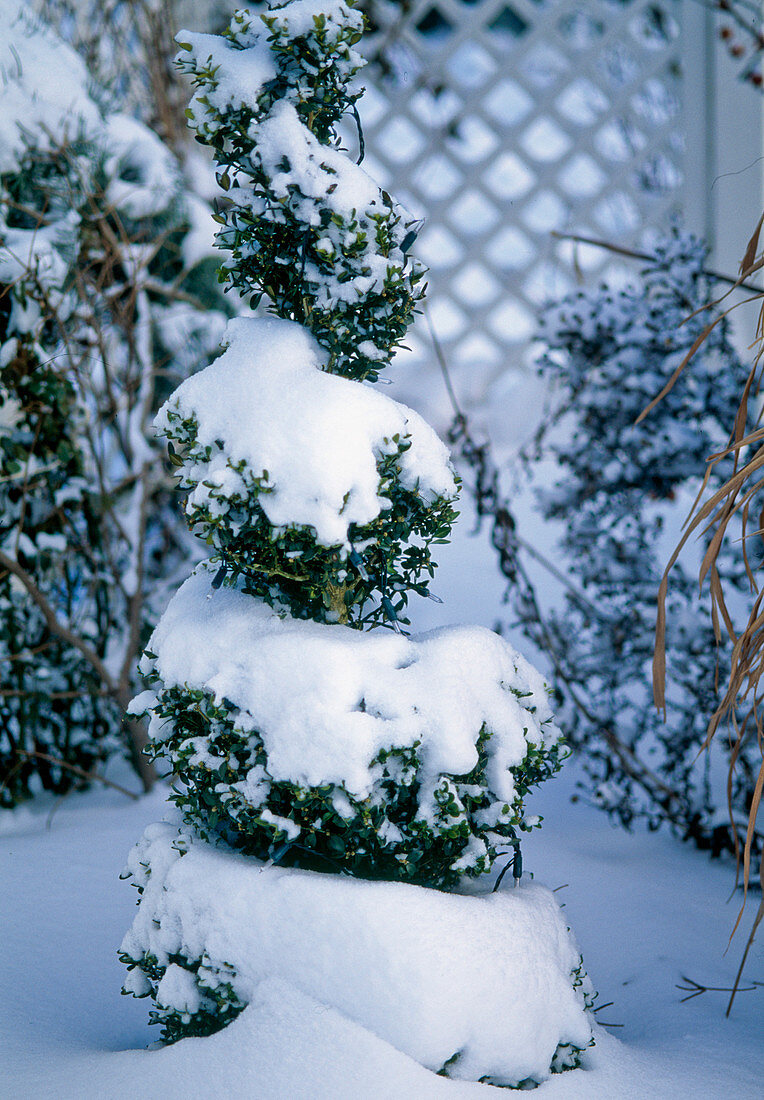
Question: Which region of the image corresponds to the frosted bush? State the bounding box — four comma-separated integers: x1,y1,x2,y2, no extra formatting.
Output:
177,2,424,380
524,231,756,842
121,1,592,1082
0,4,229,803
130,567,564,886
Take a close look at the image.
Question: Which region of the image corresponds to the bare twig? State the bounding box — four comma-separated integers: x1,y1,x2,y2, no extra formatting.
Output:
676,974,757,1003
13,749,140,800
551,230,764,295
0,550,117,692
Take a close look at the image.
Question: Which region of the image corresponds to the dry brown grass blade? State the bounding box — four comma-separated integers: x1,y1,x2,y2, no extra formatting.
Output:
711,258,764,312
708,424,764,462
650,218,764,992
742,758,763,901
726,759,764,953
653,562,681,712
740,254,764,283
710,475,764,592
715,599,764,726
653,602,667,712
727,894,764,1017
726,716,749,882
739,212,764,280
731,361,758,452
740,498,754,582
693,458,764,537
709,565,736,645
699,507,736,587
639,294,763,426
654,478,756,709
705,598,764,743
710,572,722,644
684,448,729,538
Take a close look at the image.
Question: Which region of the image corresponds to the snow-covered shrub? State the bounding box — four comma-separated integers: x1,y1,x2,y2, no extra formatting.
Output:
122,1,592,1083
177,3,425,382
155,316,457,624
132,567,564,885
120,819,593,1083
524,232,755,844
0,5,228,805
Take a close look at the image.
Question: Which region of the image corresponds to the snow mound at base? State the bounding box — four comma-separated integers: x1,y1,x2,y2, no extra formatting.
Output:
149,977,490,1100
121,820,593,1087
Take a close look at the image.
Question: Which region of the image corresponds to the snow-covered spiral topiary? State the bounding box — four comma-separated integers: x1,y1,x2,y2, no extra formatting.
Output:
121,1,593,1083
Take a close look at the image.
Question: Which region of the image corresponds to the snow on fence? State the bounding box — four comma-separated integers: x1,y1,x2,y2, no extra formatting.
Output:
351,0,701,434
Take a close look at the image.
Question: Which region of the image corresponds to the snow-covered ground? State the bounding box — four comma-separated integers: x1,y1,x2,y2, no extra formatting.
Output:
2,518,761,1099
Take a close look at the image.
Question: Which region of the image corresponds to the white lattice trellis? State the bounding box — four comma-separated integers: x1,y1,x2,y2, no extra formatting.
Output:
347,0,690,435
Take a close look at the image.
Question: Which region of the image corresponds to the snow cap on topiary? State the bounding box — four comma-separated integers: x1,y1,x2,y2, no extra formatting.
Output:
177,1,364,145
177,1,423,381
132,566,563,886
155,316,456,550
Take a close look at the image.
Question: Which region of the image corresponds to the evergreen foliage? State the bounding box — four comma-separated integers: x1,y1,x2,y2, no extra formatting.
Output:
177,3,425,381
158,387,456,626
522,233,757,844
120,4,587,1072
137,664,564,888
0,7,228,805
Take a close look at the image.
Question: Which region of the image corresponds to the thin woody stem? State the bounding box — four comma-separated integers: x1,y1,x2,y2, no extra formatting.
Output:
12,749,140,800
551,230,764,295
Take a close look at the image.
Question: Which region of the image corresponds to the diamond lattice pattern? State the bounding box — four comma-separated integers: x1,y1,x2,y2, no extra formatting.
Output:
350,0,685,430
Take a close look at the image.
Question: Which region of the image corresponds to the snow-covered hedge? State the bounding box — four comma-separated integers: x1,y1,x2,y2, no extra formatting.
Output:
120,819,593,1086
0,7,116,801
0,4,228,803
